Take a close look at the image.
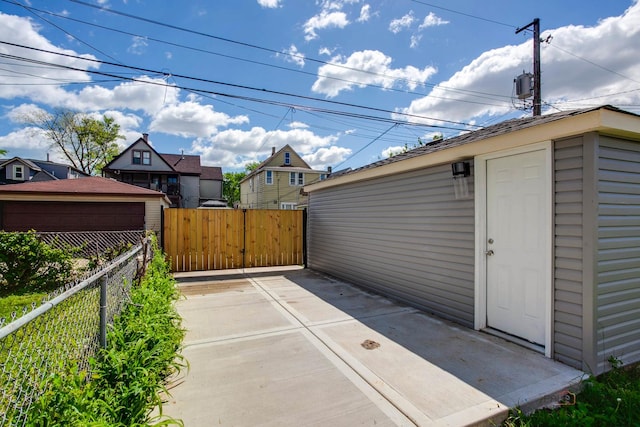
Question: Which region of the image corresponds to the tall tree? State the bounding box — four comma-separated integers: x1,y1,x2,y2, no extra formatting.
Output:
20,109,124,175
223,172,246,207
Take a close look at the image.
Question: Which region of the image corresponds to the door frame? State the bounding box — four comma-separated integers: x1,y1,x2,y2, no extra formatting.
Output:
474,141,553,357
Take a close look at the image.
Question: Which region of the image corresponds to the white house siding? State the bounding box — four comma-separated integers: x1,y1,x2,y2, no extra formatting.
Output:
107,140,172,172
144,199,164,236
554,137,585,370
595,136,640,373
307,163,476,326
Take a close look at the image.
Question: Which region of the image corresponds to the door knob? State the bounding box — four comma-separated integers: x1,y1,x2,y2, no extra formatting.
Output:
485,250,494,256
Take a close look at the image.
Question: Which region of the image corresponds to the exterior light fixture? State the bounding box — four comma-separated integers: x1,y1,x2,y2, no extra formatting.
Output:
451,161,471,200
451,161,470,178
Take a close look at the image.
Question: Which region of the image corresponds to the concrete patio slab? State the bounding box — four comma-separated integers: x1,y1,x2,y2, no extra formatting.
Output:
164,266,585,426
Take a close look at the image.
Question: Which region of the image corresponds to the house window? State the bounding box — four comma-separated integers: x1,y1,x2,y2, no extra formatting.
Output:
320,174,326,180
284,152,291,165
250,177,254,192
13,165,24,180
266,170,273,185
281,202,297,210
133,150,151,165
289,172,304,186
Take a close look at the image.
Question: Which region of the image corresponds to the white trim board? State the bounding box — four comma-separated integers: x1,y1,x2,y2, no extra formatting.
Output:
474,141,553,358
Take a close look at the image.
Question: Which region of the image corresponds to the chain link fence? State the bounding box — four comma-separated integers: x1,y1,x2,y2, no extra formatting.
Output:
0,241,151,426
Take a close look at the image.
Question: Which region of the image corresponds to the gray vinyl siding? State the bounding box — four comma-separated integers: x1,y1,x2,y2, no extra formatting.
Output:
307,163,476,326
553,138,585,369
595,136,640,373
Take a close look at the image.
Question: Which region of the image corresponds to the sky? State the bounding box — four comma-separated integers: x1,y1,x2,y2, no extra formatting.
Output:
0,0,639,173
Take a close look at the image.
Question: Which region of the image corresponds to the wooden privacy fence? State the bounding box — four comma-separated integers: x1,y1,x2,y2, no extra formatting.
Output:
162,209,305,272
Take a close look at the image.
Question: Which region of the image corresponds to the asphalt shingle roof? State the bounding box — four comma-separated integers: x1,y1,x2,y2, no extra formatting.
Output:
201,166,223,180
0,176,166,197
330,105,634,180
160,153,202,175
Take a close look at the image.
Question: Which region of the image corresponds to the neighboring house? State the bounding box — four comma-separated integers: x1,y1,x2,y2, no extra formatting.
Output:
102,134,224,208
0,157,87,185
304,105,640,375
240,145,327,210
0,176,170,235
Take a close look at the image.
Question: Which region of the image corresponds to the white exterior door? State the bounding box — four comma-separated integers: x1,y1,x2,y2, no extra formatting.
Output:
485,148,549,345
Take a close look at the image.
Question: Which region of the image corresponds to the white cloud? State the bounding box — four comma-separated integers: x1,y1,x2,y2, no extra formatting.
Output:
401,1,640,124
312,50,437,97
279,44,305,68
304,10,350,41
288,121,309,129
192,127,340,169
381,145,405,158
389,11,414,34
302,146,351,169
71,76,180,115
358,4,371,22
149,101,249,138
0,127,48,151
410,34,422,49
418,12,449,29
6,103,47,123
318,47,334,56
127,36,148,55
257,0,282,8
0,13,97,104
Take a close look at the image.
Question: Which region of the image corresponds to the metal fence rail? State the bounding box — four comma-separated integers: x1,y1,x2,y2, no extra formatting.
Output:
0,242,150,427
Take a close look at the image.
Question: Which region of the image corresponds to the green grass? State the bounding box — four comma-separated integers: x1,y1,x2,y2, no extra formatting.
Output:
504,359,640,426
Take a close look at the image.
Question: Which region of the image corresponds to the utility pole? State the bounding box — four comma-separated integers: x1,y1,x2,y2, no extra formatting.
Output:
516,18,541,116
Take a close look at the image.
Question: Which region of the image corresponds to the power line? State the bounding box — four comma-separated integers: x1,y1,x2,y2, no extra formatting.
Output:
0,40,482,129
10,0,123,65
55,0,517,105
545,42,640,85
0,48,471,135
409,0,517,29
333,123,398,169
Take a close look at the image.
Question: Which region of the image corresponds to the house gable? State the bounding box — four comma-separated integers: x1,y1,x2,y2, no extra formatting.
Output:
104,137,174,172
265,145,311,169
0,157,41,183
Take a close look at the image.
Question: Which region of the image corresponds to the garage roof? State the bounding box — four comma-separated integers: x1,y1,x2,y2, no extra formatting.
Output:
305,105,640,192
0,176,168,199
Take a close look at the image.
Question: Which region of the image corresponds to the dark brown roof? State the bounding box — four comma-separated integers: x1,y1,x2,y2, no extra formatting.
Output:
0,176,166,198
201,166,223,180
160,153,202,175
331,105,636,179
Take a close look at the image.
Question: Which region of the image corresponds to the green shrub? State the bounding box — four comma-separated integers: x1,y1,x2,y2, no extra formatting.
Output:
0,231,74,296
26,237,186,427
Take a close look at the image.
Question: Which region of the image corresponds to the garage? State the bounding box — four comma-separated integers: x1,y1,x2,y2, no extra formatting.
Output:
0,176,170,234
0,201,145,232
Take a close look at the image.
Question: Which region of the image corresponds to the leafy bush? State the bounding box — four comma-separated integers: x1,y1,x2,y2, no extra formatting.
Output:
27,237,186,427
0,231,74,296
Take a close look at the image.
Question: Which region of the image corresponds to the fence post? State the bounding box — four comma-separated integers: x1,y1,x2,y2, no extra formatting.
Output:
99,273,108,348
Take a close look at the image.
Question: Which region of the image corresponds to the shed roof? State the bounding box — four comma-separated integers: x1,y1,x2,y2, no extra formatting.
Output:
305,105,640,192
0,176,168,199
